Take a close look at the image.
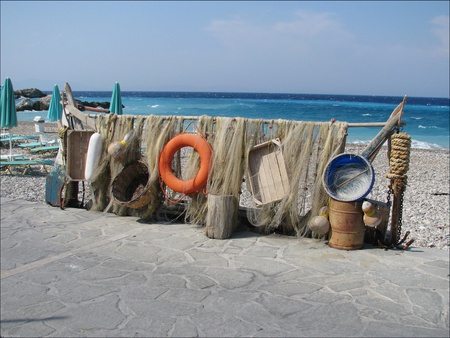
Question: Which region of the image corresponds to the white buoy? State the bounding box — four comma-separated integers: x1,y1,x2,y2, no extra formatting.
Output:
85,133,103,181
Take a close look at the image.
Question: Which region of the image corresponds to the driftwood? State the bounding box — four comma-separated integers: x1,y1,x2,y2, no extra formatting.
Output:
65,105,97,131
64,83,84,131
205,195,238,239
361,96,406,162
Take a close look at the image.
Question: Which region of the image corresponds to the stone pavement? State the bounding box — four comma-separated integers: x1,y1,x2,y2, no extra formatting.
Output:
1,197,448,337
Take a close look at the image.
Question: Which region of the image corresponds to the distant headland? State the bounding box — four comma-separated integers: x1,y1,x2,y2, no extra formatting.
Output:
13,88,114,112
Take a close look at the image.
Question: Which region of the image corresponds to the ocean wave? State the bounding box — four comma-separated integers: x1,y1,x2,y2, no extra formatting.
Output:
238,103,255,108
362,113,371,116
346,139,371,146
347,138,447,150
411,139,447,150
150,104,160,108
418,125,442,129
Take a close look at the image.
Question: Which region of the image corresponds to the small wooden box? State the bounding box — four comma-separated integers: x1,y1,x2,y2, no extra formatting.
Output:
247,139,289,206
66,130,94,181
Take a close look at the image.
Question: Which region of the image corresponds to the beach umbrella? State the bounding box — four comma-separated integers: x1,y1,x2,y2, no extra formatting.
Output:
47,84,62,122
109,82,123,115
1,77,18,160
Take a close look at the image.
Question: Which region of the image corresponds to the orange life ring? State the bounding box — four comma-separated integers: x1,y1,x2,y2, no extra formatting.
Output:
158,133,212,195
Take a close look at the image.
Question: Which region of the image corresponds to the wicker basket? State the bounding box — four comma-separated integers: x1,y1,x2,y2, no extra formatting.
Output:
112,161,152,209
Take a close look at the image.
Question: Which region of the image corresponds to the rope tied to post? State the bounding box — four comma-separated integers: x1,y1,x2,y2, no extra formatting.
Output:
385,132,411,188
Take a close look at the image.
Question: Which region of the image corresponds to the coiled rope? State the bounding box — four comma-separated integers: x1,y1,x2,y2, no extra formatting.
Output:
385,131,411,245
385,132,411,186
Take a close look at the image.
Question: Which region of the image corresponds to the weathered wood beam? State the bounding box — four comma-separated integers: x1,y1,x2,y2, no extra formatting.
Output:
361,96,407,161
65,105,97,131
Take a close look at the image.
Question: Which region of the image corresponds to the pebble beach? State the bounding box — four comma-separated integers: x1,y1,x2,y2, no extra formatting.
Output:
1,121,449,250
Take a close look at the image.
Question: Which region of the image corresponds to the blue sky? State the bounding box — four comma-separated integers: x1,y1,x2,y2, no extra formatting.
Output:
1,1,449,97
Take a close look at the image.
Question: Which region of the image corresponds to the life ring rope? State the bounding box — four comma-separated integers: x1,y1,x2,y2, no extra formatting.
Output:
158,175,188,204
158,122,213,202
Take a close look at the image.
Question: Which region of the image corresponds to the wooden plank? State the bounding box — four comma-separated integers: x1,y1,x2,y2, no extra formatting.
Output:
348,122,406,127
45,165,66,207
260,148,274,202
247,139,289,205
84,114,405,129
361,96,406,161
264,150,279,202
266,150,282,199
64,83,84,131
276,148,290,194
66,130,94,181
65,105,97,131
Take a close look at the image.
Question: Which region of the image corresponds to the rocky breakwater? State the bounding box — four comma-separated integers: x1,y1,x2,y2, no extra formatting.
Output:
14,88,117,112
14,88,48,111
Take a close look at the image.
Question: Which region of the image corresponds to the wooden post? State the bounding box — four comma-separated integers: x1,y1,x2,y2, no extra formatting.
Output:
205,195,238,239
63,83,82,208
64,83,83,130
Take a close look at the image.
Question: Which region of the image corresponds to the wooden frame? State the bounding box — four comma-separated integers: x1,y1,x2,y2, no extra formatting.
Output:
247,139,290,206
66,130,94,181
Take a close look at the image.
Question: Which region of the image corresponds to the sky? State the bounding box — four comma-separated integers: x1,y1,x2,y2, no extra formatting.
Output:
1,1,449,97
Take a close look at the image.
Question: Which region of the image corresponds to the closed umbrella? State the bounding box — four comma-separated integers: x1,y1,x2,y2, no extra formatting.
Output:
47,84,62,122
109,82,123,115
1,77,18,161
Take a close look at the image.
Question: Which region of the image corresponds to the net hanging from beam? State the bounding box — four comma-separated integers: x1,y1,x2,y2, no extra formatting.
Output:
88,114,347,237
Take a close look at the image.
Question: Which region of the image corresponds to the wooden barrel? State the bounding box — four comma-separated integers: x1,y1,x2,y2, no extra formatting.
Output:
328,199,365,250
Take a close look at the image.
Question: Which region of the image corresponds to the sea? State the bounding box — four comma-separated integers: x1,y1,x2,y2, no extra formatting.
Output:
17,92,449,150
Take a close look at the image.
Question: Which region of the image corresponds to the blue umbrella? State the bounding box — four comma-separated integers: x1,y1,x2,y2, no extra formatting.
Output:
1,78,18,160
47,84,62,122
109,82,123,115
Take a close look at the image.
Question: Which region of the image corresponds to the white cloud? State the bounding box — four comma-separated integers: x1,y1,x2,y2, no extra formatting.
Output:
204,10,354,67
206,10,351,48
273,10,350,38
206,17,264,47
201,11,362,93
430,15,449,57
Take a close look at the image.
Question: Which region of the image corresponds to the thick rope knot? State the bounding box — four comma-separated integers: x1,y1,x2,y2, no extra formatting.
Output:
386,132,411,188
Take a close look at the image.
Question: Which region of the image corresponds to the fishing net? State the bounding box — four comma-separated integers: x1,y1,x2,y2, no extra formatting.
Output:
87,114,347,238
89,114,143,214
244,120,347,236
184,116,248,225
141,115,184,219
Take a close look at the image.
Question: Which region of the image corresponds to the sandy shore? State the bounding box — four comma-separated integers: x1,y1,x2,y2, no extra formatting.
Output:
1,121,449,250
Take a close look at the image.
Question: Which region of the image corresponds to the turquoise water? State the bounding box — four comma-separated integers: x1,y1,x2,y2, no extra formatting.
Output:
16,92,449,150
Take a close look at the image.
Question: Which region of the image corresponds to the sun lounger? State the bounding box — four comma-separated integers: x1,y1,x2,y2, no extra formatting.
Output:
1,133,19,139
30,145,60,153
18,134,60,149
18,142,42,148
0,135,40,145
0,159,54,175
0,154,26,161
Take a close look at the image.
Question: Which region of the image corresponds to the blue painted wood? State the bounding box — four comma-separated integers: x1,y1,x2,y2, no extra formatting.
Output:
45,165,66,207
